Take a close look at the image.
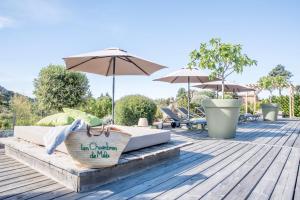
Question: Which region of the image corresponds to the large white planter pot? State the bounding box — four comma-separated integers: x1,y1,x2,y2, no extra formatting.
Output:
261,103,279,121
202,99,242,139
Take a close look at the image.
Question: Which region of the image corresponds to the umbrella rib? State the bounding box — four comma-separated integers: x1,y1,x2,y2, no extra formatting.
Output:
225,85,230,91
67,57,99,70
118,56,150,75
197,76,203,83
171,76,179,83
105,57,113,76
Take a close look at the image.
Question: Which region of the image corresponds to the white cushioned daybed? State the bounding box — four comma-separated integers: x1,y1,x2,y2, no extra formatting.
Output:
14,125,171,154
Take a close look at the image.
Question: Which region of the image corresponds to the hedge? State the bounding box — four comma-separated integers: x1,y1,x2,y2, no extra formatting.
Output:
115,95,157,126
262,95,300,117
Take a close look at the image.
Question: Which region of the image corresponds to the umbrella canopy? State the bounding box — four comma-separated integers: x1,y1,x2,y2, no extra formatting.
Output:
153,67,212,83
64,48,166,124
64,48,165,76
193,80,255,93
153,67,216,120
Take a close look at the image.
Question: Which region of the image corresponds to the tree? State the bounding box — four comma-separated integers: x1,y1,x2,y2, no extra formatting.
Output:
258,76,275,103
10,95,38,125
269,64,293,80
295,85,300,94
269,64,292,95
273,76,288,96
189,38,257,98
176,88,187,99
176,88,188,108
34,64,90,112
79,95,112,119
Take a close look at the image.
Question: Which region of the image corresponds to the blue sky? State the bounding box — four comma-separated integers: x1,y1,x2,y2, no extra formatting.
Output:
0,0,299,99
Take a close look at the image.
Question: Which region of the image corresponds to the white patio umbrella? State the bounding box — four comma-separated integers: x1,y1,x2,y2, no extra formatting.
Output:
193,80,255,98
153,67,216,120
64,48,166,124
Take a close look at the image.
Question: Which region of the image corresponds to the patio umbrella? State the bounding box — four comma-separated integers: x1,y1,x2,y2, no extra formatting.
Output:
193,80,255,99
153,67,215,120
64,48,166,124
193,80,255,93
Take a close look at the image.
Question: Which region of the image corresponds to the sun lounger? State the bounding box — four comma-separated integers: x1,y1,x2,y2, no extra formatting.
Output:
239,113,261,122
178,107,201,118
195,107,206,118
160,107,206,129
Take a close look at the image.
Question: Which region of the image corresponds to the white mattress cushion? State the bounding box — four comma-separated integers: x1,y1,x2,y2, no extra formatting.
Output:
14,125,171,153
113,126,171,152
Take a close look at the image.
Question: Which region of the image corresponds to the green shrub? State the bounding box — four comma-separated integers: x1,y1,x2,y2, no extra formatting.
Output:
0,113,13,130
11,95,40,126
79,95,112,119
115,95,157,126
34,64,89,112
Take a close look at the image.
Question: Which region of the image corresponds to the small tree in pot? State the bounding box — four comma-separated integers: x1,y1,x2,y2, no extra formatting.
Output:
189,38,257,138
258,75,285,121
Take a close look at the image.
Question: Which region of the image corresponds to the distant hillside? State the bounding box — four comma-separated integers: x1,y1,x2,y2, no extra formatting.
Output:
0,85,33,107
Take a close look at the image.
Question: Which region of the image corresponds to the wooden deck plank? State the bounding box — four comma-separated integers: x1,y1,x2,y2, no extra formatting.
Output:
292,129,300,148
176,145,271,200
294,163,300,200
0,172,43,187
4,183,63,200
0,175,47,193
154,144,266,200
28,187,73,200
222,147,281,200
0,119,299,199
270,147,300,200
0,167,33,178
0,166,28,177
69,140,231,200
273,122,299,147
0,169,37,182
247,147,291,200
254,121,297,146
0,160,19,166
105,143,246,200
0,178,55,198
79,142,240,200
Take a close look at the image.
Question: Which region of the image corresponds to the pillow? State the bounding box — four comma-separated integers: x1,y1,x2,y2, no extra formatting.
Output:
63,108,102,127
36,113,74,126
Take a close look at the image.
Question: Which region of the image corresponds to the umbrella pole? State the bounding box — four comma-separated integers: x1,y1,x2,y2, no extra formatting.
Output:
188,77,190,121
112,57,116,124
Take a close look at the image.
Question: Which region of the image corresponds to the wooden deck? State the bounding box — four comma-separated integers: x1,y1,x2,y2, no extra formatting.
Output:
0,119,300,200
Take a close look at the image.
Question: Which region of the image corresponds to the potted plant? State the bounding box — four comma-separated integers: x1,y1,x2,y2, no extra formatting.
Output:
189,38,257,138
258,76,283,121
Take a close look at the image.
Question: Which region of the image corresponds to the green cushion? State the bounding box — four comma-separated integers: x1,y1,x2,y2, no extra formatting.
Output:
36,113,74,126
63,108,102,127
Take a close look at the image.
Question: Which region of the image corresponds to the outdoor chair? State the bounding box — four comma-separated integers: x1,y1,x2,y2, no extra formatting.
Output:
178,107,201,119
239,113,261,122
195,107,206,118
160,107,207,129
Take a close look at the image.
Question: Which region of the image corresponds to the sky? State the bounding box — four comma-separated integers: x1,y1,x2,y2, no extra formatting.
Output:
0,0,299,100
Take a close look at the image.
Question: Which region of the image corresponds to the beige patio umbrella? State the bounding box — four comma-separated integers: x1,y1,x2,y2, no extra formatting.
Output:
193,80,255,93
64,48,166,124
153,67,216,120
193,80,255,109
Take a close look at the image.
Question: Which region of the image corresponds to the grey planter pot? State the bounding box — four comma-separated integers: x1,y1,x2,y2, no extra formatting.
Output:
261,103,279,121
202,99,242,139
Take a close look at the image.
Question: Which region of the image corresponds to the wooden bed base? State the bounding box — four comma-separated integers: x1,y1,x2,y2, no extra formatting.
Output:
0,137,189,192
